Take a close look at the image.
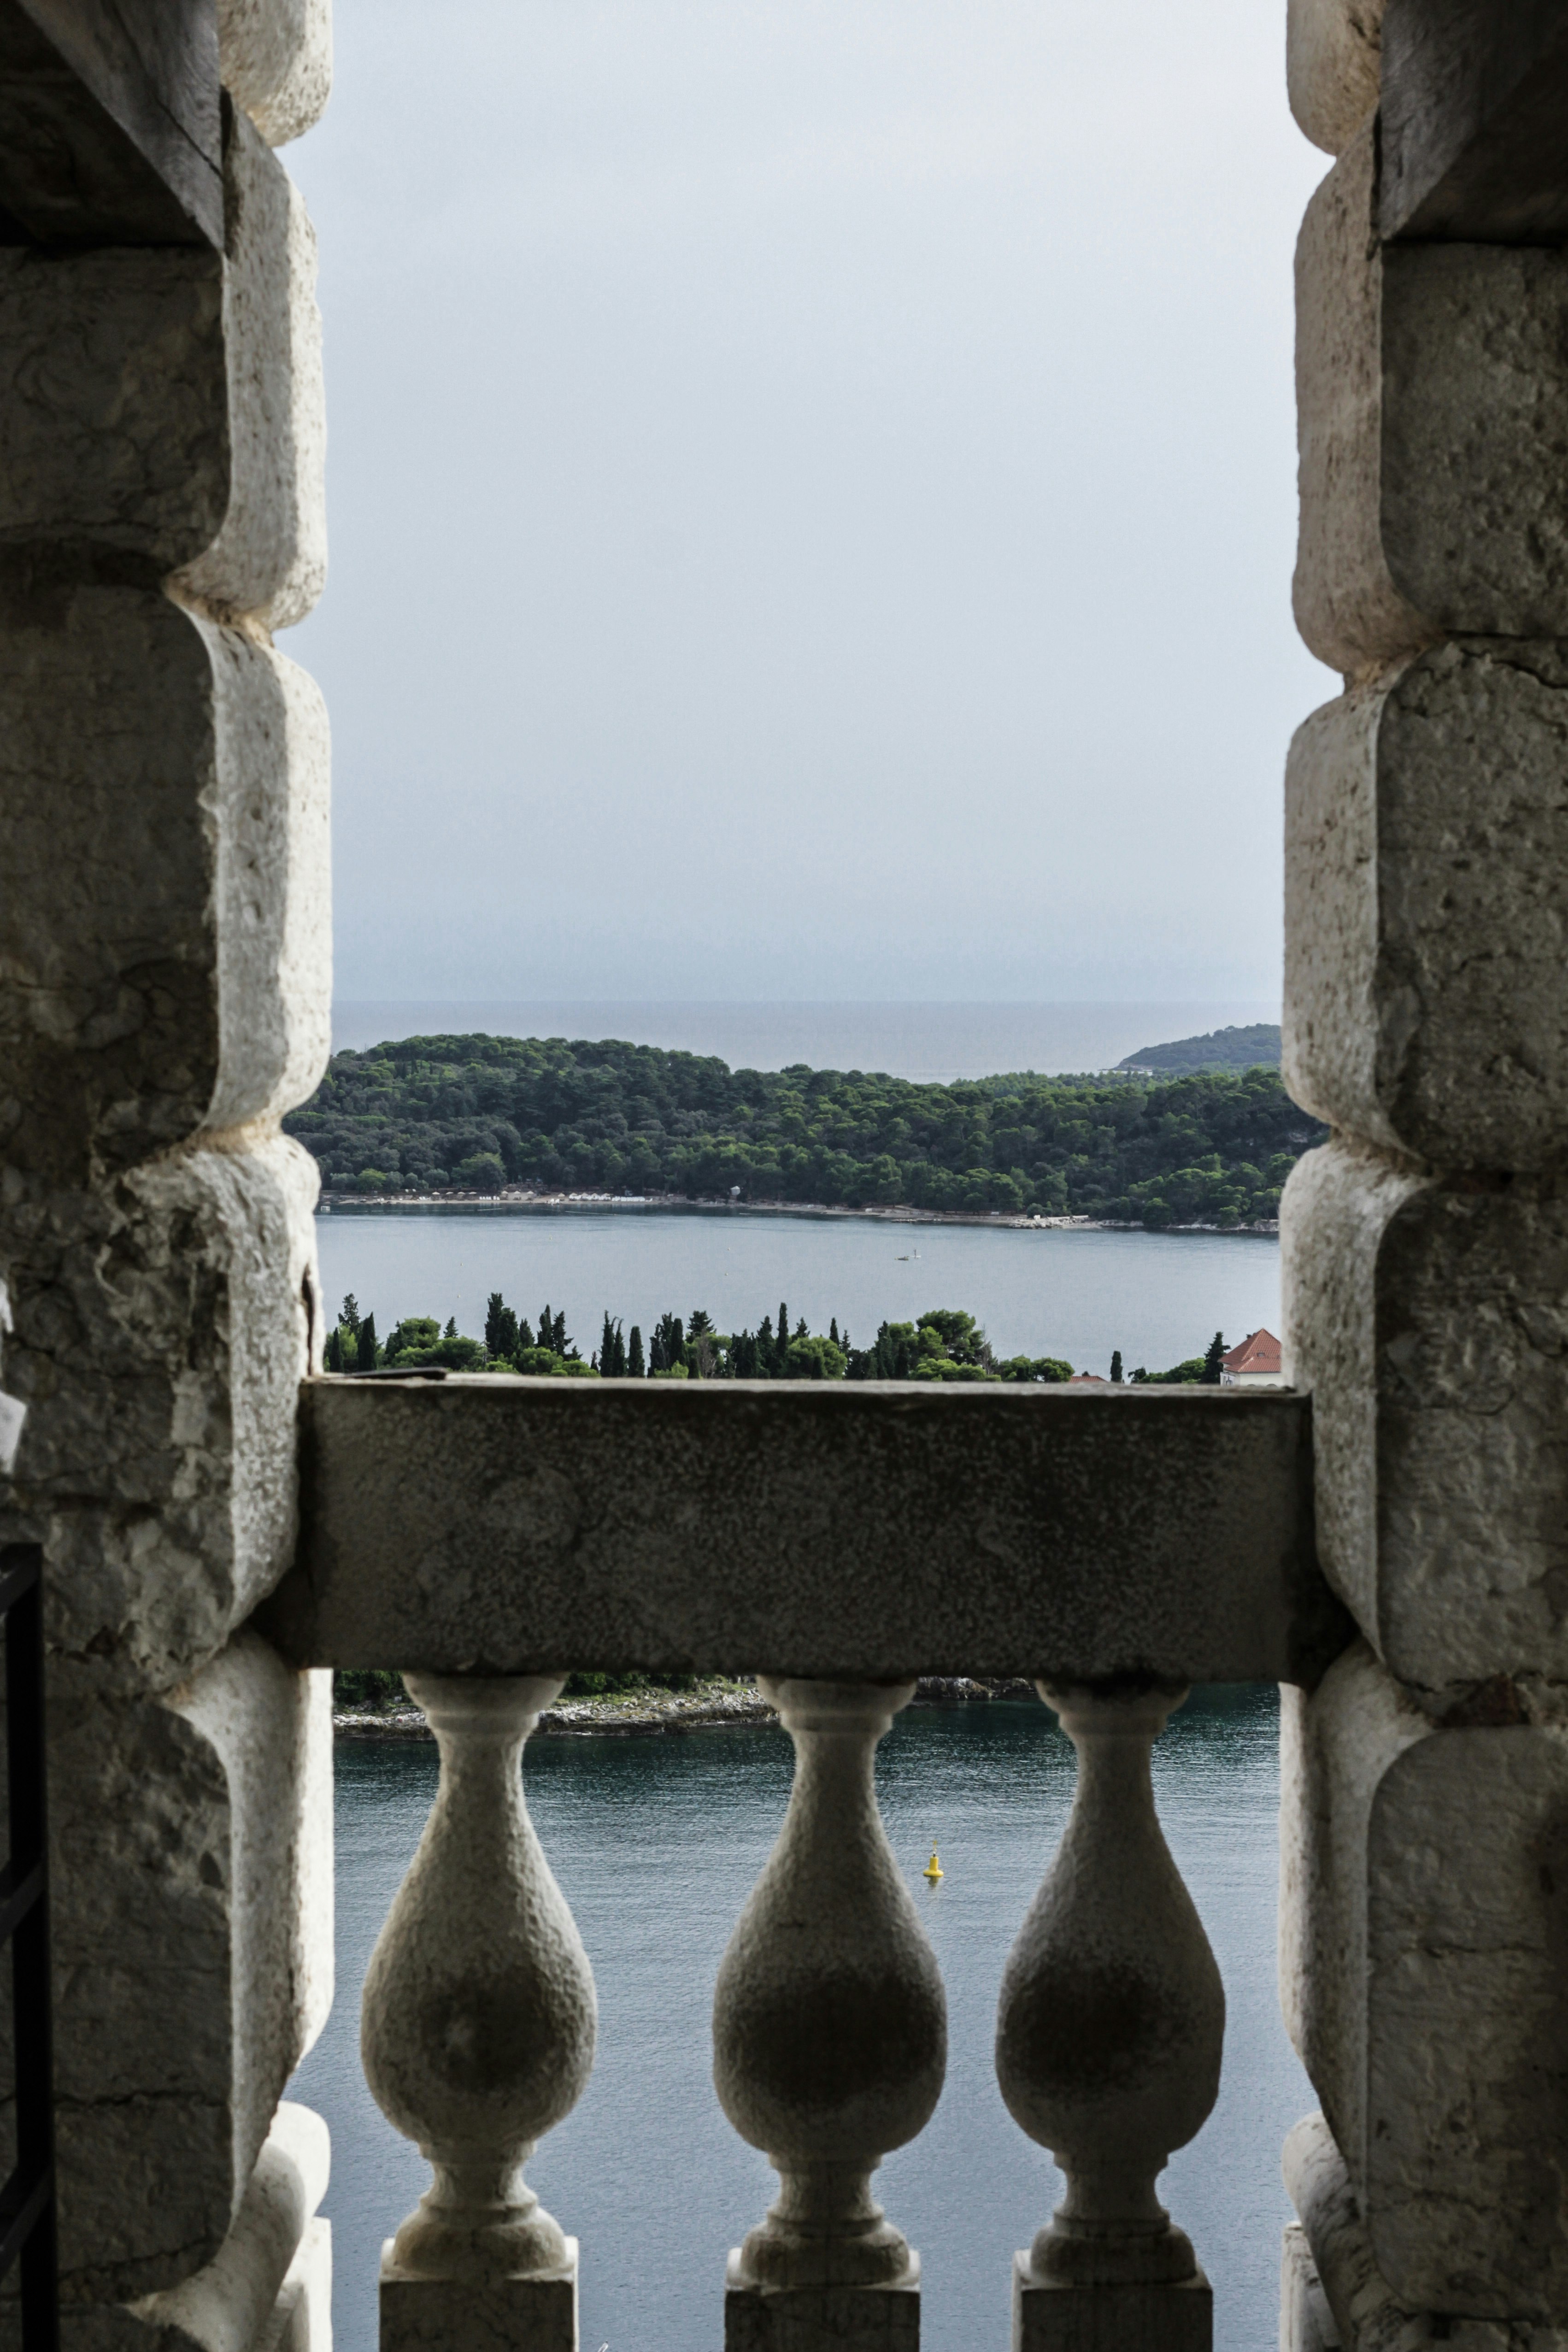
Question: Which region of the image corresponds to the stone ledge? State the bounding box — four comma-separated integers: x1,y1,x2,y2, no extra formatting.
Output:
261,1378,1344,1687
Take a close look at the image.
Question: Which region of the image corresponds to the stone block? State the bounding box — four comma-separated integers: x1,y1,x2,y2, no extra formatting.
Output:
173,110,325,631
1280,2223,1339,2352
1282,1650,1568,2317
43,1638,330,2304
0,247,227,567
219,0,332,147
1294,126,1568,673
1011,2255,1210,2352
380,2242,578,2352
0,588,329,1183
2,1137,322,1688
1381,0,1568,243
123,2101,330,2352
727,2251,919,2350
1287,0,1381,157
203,628,331,1132
259,2218,330,2352
0,0,223,250
1282,1141,1568,1688
1283,647,1568,1170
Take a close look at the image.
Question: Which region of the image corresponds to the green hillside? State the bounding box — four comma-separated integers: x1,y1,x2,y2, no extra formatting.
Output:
286,1031,1322,1227
1117,1022,1281,1075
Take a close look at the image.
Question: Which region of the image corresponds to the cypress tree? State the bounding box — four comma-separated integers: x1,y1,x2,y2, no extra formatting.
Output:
357,1311,378,1370
829,1317,840,1347
552,1309,568,1354
325,1326,344,1373
516,1316,535,1352
1201,1331,1225,1385
341,1294,361,1338
649,1326,666,1374
628,1325,646,1377
600,1310,616,1370
485,1292,508,1354
757,1314,774,1374
776,1303,789,1375
1110,1349,1123,1383
444,1316,458,1339
539,1305,553,1355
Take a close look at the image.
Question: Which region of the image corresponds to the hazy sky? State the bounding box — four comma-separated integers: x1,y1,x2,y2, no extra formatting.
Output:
286,2,1333,1006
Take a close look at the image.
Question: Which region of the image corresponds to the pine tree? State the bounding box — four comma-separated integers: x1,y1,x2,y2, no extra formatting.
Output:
357,1311,378,1370
1110,1349,1123,1383
1201,1331,1226,1386
627,1325,646,1377
341,1294,360,1337
600,1313,627,1377
444,1316,458,1339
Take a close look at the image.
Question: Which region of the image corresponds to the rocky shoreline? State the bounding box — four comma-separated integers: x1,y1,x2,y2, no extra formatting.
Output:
317,1190,1279,1238
333,1675,1039,1742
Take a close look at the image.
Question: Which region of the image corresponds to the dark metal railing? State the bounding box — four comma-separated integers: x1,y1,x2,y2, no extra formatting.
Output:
0,1545,57,2352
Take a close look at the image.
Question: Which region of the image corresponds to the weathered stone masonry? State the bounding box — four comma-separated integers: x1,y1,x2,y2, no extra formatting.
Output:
0,4,334,2346
1281,3,1568,2343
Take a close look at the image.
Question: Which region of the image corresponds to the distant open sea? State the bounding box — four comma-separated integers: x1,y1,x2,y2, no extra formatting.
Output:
330,1000,1280,1082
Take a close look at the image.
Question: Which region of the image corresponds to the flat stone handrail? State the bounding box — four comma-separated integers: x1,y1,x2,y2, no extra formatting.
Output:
263,1377,1344,1686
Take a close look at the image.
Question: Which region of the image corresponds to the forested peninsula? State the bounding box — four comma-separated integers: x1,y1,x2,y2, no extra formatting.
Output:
286,1031,1321,1229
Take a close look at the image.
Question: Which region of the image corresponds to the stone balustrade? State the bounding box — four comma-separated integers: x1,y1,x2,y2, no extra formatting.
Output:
362,1673,595,2352
294,1396,1320,2352
998,1683,1223,2352
346,1657,1233,2352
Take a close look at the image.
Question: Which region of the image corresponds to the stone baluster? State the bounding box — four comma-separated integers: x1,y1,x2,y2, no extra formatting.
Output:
996,1681,1224,2352
362,1674,596,2352
713,1677,946,2350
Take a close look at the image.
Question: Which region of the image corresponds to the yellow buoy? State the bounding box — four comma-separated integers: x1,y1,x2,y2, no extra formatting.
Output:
922,1849,943,1882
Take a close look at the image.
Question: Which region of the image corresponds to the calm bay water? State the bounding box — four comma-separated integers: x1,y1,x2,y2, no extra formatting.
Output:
292,1693,1305,2352
314,1209,1280,1378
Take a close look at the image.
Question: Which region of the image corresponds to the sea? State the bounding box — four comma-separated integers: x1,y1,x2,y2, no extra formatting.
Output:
314,1209,1280,1381
293,1691,1306,2352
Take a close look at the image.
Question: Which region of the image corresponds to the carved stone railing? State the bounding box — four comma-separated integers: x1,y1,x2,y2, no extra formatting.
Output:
265,1375,1344,2352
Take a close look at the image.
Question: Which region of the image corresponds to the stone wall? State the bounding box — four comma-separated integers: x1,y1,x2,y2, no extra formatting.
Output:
0,4,335,2346
1280,1,1568,2338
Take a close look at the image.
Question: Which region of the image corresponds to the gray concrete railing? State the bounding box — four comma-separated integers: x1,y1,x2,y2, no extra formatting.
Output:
264,1377,1343,2352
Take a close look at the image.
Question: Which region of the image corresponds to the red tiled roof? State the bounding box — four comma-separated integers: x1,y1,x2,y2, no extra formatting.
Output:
1221,1327,1281,1375
1068,1371,1107,1384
